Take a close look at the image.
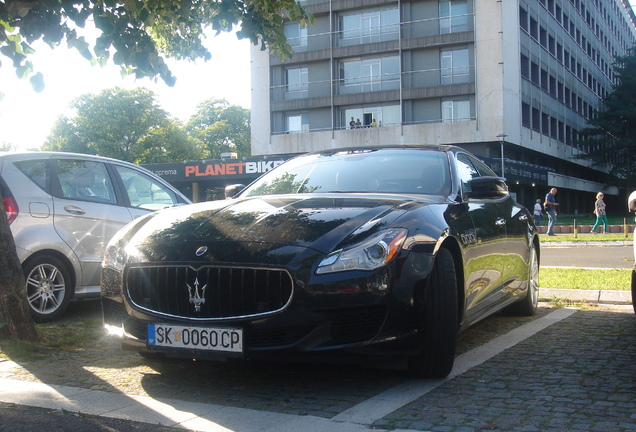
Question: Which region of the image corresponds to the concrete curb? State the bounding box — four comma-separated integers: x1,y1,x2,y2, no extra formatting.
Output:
540,288,632,305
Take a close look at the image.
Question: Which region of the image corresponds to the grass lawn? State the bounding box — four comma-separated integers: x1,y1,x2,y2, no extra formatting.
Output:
539,233,631,242
540,267,631,290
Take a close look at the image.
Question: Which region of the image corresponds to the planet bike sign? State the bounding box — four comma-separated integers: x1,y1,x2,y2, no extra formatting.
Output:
144,157,293,183
184,160,286,178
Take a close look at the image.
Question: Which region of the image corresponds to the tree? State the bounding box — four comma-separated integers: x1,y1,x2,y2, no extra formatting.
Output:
43,87,203,164
187,99,251,159
0,0,311,90
0,198,37,340
0,0,312,341
580,48,636,191
137,118,205,164
0,141,15,151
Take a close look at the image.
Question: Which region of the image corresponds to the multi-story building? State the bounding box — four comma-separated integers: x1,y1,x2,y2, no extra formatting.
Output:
250,0,636,212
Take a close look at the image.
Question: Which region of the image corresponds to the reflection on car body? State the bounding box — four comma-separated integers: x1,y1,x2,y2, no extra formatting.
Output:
101,145,540,377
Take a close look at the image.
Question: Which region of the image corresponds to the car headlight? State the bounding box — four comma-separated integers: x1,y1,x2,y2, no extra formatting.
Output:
102,217,148,272
103,243,130,273
316,228,407,274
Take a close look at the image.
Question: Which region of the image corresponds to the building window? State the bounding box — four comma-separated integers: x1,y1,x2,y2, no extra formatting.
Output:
286,67,308,99
339,56,400,94
529,17,538,40
343,104,400,128
442,99,471,122
339,7,399,45
285,22,307,49
441,48,470,84
286,114,308,133
520,54,530,79
532,107,540,132
530,61,539,85
440,0,468,34
522,102,531,128
519,6,528,32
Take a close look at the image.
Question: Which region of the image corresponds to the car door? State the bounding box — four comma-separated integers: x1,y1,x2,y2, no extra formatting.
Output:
454,153,507,319
51,158,134,289
465,155,531,296
493,194,532,296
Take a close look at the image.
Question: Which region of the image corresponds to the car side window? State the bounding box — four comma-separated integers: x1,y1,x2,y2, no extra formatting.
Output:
455,153,480,193
114,165,179,210
55,160,117,204
14,160,50,192
467,155,497,177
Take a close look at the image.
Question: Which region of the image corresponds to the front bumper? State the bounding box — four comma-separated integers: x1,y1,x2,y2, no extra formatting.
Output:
101,252,435,361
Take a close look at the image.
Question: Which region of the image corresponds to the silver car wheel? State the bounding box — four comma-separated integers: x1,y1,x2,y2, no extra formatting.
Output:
24,255,73,322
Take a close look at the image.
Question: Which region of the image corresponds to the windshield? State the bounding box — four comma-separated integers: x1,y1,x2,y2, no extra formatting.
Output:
241,149,451,197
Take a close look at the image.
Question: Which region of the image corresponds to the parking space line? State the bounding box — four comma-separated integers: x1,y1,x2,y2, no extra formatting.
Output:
331,308,579,425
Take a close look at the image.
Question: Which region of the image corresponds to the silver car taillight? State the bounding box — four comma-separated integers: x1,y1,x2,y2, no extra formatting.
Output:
3,195,18,225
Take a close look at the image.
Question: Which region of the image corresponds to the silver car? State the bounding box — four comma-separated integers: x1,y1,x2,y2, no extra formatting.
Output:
1,152,190,322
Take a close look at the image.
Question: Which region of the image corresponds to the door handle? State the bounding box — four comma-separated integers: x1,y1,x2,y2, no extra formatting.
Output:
64,205,86,215
495,218,506,227
519,214,528,222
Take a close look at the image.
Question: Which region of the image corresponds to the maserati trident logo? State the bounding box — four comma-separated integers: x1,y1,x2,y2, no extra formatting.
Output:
187,277,207,312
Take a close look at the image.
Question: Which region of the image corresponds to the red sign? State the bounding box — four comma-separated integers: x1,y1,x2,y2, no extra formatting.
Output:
184,160,286,178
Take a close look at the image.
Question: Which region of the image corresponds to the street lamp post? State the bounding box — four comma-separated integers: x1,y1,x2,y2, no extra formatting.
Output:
496,134,507,178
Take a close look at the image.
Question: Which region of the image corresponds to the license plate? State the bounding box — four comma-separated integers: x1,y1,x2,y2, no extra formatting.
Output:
147,323,243,353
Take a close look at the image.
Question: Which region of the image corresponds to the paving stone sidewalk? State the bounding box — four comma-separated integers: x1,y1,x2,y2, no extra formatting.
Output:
375,308,636,432
1,305,634,431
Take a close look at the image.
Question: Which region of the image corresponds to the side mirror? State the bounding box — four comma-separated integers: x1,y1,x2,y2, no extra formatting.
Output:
225,184,246,199
628,191,636,212
466,176,508,199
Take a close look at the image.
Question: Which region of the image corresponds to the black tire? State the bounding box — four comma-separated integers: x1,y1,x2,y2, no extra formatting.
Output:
407,248,458,378
23,255,73,323
503,243,539,317
631,270,636,315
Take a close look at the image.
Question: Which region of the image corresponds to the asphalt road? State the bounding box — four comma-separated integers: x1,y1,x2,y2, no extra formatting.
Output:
541,244,634,269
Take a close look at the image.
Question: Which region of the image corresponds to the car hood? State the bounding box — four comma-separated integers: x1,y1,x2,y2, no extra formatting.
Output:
126,194,438,265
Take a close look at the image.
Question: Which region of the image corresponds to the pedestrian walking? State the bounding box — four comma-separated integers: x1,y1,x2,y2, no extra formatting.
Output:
544,187,559,236
591,192,608,234
533,199,543,225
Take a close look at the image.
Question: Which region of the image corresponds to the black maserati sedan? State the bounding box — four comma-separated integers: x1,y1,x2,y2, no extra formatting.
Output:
101,145,540,378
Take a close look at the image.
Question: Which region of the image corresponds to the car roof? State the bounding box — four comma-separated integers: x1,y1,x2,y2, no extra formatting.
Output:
0,151,135,165
0,151,168,184
307,144,460,156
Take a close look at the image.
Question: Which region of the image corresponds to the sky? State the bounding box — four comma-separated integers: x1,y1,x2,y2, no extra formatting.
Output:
0,29,251,152
2,4,636,153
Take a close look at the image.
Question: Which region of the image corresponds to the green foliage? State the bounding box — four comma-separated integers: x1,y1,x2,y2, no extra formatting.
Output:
580,48,636,191
0,141,15,151
0,0,313,89
42,87,203,163
187,98,251,159
137,118,205,164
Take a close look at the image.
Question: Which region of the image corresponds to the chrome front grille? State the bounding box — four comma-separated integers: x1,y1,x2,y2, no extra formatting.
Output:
125,265,293,320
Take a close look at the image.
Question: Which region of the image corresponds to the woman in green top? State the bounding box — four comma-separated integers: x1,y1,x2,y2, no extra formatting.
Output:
591,192,608,234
